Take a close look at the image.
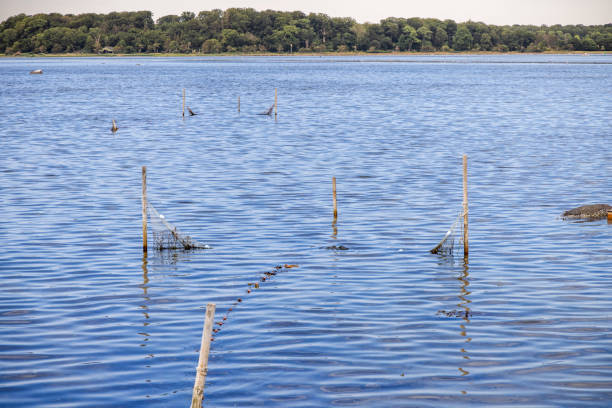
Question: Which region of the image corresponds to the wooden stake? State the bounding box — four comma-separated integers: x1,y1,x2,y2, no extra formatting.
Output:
182,88,186,117
142,166,147,253
274,88,277,118
462,155,469,258
332,177,338,219
238,96,240,112
191,303,216,408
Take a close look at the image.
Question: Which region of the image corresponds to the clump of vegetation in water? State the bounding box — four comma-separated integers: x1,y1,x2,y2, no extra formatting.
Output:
562,204,611,220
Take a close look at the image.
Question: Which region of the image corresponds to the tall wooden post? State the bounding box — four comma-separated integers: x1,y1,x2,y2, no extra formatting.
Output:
274,88,277,118
238,96,240,113
182,88,186,117
462,155,469,258
142,166,147,253
191,303,216,408
332,177,338,219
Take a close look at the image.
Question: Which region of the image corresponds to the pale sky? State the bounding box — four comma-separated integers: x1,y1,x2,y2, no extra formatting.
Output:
1,0,610,26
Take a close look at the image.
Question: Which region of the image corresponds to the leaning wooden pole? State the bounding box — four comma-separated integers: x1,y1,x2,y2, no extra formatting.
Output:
182,88,186,117
462,155,469,258
332,177,338,219
142,166,147,253
191,303,216,408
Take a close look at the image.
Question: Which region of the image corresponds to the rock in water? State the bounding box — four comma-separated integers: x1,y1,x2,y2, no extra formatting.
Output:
562,204,611,220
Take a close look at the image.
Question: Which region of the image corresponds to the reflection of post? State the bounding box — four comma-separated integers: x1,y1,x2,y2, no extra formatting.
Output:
463,155,469,258
457,260,471,379
331,177,338,238
191,303,216,408
332,177,338,219
141,253,149,297
140,253,150,327
142,166,147,253
274,88,277,118
238,96,240,113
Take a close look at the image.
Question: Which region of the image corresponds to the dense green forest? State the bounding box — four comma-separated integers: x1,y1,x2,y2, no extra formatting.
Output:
1,9,611,54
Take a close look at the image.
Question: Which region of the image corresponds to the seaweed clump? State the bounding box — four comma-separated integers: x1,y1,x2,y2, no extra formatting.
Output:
562,204,611,220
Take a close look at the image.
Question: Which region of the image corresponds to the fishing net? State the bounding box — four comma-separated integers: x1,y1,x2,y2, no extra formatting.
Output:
147,201,210,251
430,211,464,255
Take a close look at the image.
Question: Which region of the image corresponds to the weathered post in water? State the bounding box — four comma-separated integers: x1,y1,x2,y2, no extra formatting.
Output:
332,177,338,220
142,166,147,253
274,88,277,118
191,303,216,408
182,88,186,117
463,155,469,258
238,96,240,113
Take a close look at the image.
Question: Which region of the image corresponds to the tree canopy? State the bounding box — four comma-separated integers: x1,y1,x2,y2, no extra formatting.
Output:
1,9,610,54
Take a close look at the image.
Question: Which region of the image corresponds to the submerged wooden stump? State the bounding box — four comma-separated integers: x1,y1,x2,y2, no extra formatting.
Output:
562,204,611,220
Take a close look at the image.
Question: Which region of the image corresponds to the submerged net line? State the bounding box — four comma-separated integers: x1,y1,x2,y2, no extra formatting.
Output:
147,201,210,250
430,210,464,255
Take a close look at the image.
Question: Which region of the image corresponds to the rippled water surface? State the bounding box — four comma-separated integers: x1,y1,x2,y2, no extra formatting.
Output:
1,55,611,407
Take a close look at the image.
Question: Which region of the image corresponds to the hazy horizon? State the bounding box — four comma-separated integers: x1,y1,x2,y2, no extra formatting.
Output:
1,0,611,26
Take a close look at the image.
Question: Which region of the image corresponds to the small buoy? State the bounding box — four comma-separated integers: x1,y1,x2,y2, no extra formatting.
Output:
111,119,118,133
29,69,43,74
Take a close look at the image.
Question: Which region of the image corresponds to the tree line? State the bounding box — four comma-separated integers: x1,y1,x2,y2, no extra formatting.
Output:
1,9,611,54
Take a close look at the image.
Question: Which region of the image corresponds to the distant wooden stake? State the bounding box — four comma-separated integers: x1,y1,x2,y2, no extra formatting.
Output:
274,88,277,118
190,303,216,408
462,155,469,258
182,88,186,117
238,96,240,112
332,177,338,219
142,166,147,253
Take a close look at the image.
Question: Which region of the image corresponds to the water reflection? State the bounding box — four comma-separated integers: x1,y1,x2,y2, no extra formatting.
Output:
141,253,149,298
140,253,153,392
457,260,471,380
140,254,151,346
331,218,338,239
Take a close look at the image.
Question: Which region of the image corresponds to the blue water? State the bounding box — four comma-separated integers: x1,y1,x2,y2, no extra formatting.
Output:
1,54,611,407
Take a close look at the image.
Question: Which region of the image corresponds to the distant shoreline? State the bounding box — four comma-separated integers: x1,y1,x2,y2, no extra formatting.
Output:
2,51,609,58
